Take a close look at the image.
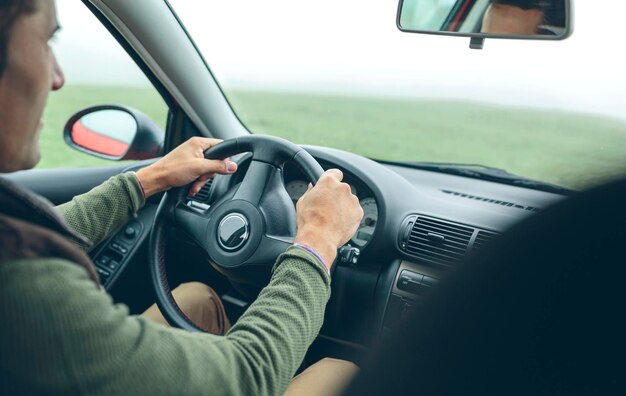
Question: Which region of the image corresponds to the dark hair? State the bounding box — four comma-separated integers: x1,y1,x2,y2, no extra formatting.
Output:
492,0,550,10
0,0,38,75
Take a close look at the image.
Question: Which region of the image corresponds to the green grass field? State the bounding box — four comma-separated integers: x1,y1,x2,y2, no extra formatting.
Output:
41,85,626,190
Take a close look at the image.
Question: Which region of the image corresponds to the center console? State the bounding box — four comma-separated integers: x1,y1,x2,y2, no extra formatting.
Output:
382,260,446,330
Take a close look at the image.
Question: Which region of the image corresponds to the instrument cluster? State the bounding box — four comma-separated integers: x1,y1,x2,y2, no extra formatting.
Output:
283,163,379,249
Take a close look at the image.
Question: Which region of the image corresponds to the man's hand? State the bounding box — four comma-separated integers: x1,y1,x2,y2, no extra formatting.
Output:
135,137,237,198
294,169,364,270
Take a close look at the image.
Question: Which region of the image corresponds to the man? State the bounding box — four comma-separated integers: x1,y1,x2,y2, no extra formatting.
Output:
481,0,547,35
0,0,363,395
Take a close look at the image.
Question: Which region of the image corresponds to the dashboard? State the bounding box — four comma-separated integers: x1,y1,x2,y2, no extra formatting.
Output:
201,146,565,344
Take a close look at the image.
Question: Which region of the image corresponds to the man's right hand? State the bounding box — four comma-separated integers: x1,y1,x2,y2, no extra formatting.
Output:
294,169,364,271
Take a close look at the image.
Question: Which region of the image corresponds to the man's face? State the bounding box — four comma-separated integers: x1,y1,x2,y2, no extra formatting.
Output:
481,3,545,35
0,0,64,173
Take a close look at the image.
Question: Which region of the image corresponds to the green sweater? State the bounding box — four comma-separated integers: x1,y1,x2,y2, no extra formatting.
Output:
0,173,331,396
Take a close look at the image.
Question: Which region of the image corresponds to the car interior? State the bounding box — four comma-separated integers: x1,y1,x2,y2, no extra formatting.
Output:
5,0,625,391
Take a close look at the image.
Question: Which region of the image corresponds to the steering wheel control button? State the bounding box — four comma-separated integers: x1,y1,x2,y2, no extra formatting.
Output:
338,245,360,266
187,200,210,214
218,213,250,251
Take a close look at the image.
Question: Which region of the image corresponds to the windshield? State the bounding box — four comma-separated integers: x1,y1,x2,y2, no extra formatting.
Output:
168,0,626,190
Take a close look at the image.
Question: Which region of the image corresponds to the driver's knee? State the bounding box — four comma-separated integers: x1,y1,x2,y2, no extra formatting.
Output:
172,281,214,311
285,358,359,396
142,282,231,334
173,282,231,334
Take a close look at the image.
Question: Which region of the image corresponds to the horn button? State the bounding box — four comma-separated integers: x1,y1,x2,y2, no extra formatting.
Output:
218,213,249,251
206,200,265,268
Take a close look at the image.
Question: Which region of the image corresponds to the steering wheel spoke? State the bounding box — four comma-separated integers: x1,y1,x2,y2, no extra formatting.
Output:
233,159,278,205
246,234,294,265
173,201,213,253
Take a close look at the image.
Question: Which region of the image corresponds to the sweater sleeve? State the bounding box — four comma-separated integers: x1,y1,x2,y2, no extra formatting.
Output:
56,172,145,251
0,247,331,396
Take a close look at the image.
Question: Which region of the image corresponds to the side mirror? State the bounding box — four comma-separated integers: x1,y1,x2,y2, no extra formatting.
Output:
397,0,572,43
64,105,164,161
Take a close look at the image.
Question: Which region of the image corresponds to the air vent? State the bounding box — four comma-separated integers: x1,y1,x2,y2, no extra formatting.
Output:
471,230,499,254
440,190,541,213
188,179,213,203
403,216,474,267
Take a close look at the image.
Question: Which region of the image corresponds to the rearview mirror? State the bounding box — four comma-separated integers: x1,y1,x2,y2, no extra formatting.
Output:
397,0,572,41
64,105,164,161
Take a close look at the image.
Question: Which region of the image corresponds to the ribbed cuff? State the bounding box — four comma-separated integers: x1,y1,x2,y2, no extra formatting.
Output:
130,171,146,199
124,172,147,212
273,246,332,284
292,243,330,275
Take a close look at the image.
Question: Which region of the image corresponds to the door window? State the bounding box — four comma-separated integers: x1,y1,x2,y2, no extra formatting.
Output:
40,1,168,169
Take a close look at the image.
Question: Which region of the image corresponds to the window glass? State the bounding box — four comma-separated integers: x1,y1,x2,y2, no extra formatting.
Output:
40,1,168,169
169,0,626,190
400,0,458,30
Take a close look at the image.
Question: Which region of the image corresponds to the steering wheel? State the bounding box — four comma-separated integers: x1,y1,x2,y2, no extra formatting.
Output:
149,135,324,332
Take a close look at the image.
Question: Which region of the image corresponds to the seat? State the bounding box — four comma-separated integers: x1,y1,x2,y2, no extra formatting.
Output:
346,177,626,395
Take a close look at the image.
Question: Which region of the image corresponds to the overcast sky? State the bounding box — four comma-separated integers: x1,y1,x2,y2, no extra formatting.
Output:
54,0,626,120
